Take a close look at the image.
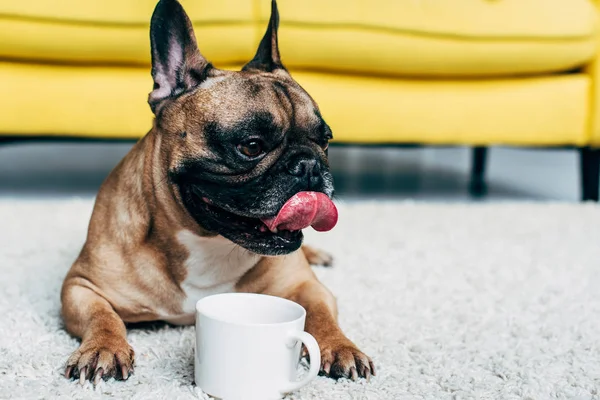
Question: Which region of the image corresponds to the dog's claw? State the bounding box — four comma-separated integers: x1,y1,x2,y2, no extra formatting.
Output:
65,366,73,379
350,366,358,381
323,362,331,375
121,366,129,380
363,366,371,382
369,360,376,376
79,367,87,385
93,368,104,386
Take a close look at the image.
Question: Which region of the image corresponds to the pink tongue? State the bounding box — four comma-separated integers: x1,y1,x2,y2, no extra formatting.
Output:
260,192,338,232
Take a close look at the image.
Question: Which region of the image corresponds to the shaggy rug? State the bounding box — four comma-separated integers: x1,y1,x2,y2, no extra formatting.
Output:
1,198,600,400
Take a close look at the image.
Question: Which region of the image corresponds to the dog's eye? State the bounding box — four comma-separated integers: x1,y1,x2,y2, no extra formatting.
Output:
237,140,264,158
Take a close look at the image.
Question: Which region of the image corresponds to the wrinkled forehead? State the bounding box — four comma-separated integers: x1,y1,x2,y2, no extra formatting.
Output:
196,74,321,132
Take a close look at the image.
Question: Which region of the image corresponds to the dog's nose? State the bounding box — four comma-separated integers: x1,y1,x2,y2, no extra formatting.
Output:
289,158,318,176
288,157,322,189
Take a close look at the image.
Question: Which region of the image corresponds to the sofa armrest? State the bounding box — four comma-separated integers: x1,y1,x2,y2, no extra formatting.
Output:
585,0,600,146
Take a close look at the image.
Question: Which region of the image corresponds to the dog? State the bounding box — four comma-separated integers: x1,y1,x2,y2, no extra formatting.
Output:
61,0,374,385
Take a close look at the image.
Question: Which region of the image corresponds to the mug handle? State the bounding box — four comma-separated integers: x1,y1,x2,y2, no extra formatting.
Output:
280,331,321,394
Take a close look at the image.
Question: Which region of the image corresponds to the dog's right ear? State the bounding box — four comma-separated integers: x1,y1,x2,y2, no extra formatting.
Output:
148,0,212,114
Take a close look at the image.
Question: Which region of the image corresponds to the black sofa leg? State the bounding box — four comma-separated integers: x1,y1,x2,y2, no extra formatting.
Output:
580,147,600,201
469,146,488,197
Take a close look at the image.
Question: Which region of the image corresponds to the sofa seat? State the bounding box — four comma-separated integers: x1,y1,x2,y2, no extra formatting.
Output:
0,62,589,147
0,0,597,77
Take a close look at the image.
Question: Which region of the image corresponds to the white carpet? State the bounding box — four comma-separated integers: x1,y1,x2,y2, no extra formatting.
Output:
1,198,600,400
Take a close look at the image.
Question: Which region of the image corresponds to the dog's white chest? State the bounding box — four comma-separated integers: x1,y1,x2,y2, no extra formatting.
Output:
172,230,260,320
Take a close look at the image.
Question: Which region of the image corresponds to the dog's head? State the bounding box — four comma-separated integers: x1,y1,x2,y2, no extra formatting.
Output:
149,0,335,255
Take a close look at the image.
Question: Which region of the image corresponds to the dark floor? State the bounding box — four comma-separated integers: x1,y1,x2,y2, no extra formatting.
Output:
0,142,581,201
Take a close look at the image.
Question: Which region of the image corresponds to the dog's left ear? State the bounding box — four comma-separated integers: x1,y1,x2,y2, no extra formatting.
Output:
148,0,213,114
242,0,285,73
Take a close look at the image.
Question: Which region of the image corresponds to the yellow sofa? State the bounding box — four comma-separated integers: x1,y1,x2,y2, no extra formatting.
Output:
0,0,599,199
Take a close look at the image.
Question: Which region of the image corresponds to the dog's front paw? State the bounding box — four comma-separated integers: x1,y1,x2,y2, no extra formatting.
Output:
65,336,134,385
319,339,375,381
302,245,334,267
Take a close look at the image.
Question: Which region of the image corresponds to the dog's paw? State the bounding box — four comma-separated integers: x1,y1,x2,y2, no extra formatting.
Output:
302,245,334,267
64,337,134,385
319,339,375,381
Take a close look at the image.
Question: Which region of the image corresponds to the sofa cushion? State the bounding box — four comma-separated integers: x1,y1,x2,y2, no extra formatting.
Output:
0,0,597,77
0,0,257,66
270,0,599,77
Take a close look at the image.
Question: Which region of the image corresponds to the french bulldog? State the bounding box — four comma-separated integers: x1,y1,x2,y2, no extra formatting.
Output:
61,0,375,385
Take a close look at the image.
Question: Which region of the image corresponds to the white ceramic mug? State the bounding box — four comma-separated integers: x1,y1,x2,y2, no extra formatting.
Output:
195,293,321,400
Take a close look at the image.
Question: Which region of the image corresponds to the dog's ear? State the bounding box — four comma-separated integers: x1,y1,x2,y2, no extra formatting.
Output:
148,0,212,114
242,0,285,73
